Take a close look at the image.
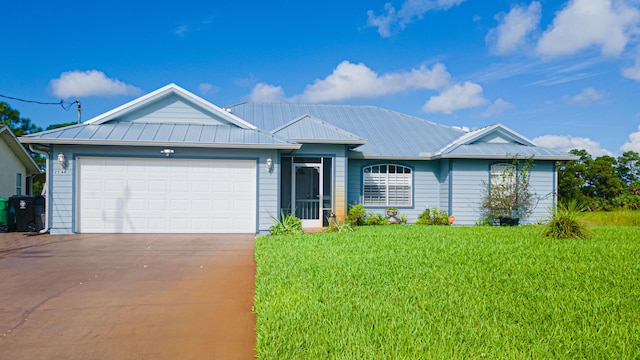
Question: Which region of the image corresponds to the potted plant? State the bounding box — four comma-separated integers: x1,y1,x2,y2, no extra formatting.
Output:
385,207,400,224
480,157,537,226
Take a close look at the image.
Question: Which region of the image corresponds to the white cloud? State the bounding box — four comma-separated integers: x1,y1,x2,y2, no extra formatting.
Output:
536,0,640,58
422,81,488,114
295,61,451,103
367,0,467,38
198,83,219,96
49,70,141,98
622,54,640,80
250,83,286,102
564,87,605,105
479,98,513,118
621,125,640,152
486,2,541,55
532,134,612,156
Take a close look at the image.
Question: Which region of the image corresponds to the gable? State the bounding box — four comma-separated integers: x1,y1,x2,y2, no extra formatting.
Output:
0,126,40,174
271,115,366,145
85,83,256,129
116,96,231,125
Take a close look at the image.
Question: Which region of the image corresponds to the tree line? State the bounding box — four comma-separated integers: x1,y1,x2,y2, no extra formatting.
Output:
558,149,640,211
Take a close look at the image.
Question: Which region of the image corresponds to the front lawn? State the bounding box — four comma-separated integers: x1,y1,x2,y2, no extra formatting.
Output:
254,226,640,359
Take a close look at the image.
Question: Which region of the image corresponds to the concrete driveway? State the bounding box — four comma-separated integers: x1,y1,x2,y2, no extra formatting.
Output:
0,232,256,360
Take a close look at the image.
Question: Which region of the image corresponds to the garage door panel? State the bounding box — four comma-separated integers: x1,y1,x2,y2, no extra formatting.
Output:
79,157,256,233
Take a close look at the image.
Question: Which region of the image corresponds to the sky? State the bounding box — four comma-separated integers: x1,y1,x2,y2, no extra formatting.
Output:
2,0,640,157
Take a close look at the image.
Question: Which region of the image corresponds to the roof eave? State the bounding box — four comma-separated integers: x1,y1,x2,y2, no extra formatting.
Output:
1,128,41,174
291,139,367,145
438,154,580,160
19,138,301,150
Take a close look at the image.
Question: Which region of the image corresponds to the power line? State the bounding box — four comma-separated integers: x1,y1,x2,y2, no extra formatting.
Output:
0,94,78,111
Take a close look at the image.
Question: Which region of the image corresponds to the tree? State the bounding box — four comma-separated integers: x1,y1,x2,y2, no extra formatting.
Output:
1,102,42,136
480,157,537,224
588,155,623,201
617,151,640,186
557,149,591,204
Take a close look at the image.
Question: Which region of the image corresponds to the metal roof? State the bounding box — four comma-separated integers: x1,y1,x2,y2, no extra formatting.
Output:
19,123,300,150
228,103,465,157
271,114,366,145
441,143,578,160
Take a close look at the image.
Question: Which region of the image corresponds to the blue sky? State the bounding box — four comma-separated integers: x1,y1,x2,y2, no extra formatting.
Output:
2,0,640,156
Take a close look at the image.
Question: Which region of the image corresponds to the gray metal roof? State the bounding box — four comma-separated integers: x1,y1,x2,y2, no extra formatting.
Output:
19,122,300,149
271,115,366,145
441,143,577,160
228,103,466,157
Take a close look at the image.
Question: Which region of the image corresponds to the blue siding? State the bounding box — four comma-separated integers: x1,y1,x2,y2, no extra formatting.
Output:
527,161,556,224
449,159,557,225
49,145,278,235
347,159,441,223
450,160,488,225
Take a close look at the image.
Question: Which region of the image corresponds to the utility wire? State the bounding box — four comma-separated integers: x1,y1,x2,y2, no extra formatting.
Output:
0,94,78,111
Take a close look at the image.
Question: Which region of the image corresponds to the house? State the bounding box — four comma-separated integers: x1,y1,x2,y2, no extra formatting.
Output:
1,126,41,197
19,84,575,235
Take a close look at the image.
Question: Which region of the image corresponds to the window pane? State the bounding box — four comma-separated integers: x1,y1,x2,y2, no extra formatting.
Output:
362,165,412,206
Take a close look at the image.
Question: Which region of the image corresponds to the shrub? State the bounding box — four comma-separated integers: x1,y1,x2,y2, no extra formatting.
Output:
542,201,592,239
364,211,388,226
416,207,450,225
325,220,354,233
346,204,366,226
270,210,304,235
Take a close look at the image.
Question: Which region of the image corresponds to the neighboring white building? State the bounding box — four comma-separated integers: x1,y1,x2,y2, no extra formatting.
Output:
0,126,41,197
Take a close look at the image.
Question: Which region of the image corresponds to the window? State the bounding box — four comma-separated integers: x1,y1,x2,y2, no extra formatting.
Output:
16,173,22,195
363,164,412,206
491,163,516,187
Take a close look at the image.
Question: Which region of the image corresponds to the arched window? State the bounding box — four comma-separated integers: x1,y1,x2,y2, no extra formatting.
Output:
363,164,412,206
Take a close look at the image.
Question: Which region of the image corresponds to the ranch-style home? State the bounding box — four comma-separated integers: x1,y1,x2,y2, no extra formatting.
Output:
1,126,41,198
19,84,575,235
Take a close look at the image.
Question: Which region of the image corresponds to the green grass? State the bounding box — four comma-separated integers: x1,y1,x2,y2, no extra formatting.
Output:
254,225,640,359
583,209,640,226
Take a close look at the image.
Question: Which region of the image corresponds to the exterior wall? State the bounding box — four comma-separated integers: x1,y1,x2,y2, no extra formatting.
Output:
449,159,557,225
347,159,441,223
449,160,488,225
48,145,277,235
439,160,451,214
121,97,228,125
0,139,28,197
291,144,348,222
527,161,557,223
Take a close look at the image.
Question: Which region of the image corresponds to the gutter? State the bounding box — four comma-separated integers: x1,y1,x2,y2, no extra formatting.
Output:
29,145,50,234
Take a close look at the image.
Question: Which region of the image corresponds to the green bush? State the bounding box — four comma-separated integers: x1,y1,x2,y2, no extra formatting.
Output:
542,201,592,239
416,207,450,225
346,204,366,226
325,220,354,233
270,210,304,235
364,211,388,226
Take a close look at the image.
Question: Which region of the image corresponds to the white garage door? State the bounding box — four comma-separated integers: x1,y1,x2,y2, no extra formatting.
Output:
78,157,256,233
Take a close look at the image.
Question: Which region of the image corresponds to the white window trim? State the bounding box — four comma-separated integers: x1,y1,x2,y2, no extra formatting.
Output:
363,164,412,207
491,163,516,188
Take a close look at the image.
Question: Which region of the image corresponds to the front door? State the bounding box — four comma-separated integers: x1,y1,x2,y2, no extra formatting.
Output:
293,164,322,228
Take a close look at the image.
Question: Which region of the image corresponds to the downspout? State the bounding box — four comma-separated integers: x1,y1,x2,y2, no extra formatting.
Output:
29,145,50,234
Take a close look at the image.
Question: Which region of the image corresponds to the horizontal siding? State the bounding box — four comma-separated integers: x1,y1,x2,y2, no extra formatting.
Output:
450,159,557,225
526,161,556,224
450,160,488,225
49,145,278,235
347,159,441,223
121,97,227,125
